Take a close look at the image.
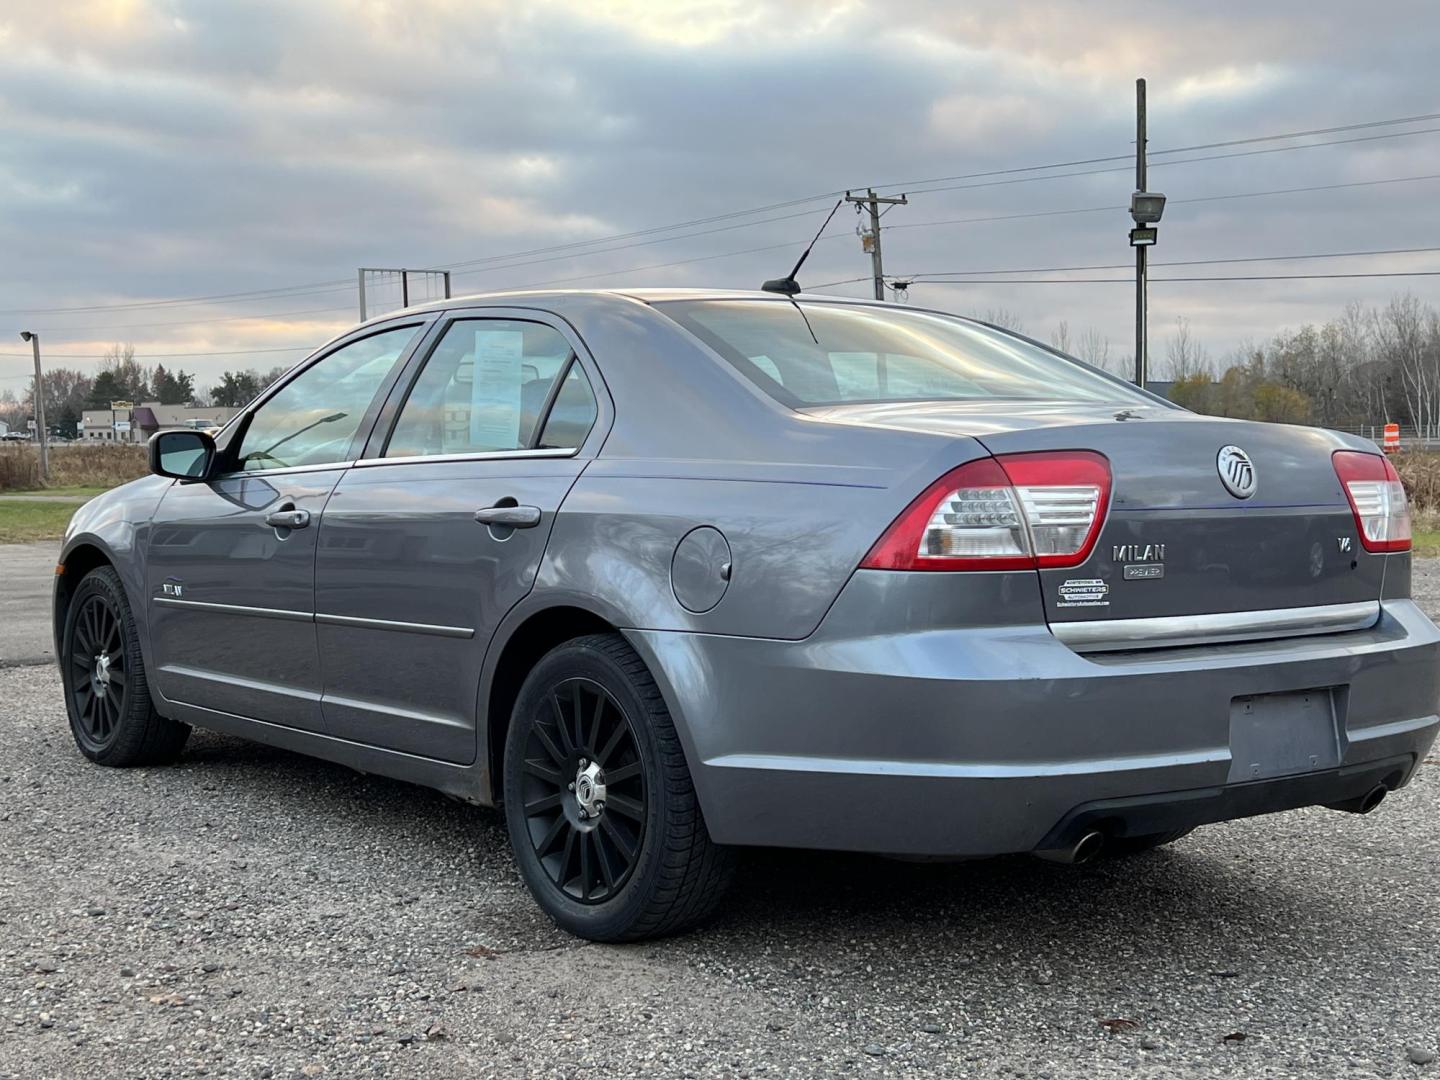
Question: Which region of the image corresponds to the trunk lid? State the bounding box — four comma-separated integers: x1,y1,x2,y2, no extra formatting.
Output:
805,400,1386,627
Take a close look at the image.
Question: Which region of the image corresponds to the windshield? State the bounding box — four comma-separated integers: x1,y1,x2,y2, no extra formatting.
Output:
658,300,1152,408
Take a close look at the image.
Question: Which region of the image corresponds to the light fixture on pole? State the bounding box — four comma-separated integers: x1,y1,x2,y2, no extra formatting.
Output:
1129,77,1166,388
19,330,49,481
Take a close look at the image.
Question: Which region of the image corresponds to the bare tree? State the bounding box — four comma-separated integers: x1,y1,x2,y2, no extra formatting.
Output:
975,307,1026,333
1077,327,1120,374
1049,320,1072,354
1163,316,1210,380
1372,295,1437,439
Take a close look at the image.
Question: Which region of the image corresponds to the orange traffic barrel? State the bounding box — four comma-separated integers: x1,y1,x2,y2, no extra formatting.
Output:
1383,423,1400,453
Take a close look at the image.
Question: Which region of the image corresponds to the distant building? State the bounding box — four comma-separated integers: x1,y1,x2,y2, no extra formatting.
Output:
81,403,239,443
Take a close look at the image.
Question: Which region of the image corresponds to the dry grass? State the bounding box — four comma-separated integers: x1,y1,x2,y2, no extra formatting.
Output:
0,444,148,493
1391,451,1440,514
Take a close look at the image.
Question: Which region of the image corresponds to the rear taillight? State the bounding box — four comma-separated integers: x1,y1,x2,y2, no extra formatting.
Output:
1332,450,1411,552
861,451,1111,571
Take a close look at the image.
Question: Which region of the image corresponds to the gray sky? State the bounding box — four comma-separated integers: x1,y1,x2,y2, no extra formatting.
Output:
3,0,1439,393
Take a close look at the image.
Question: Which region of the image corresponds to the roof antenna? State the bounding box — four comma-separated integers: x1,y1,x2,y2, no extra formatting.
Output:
761,198,843,296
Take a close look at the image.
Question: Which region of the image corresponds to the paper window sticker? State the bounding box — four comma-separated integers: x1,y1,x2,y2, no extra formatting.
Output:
470,330,525,450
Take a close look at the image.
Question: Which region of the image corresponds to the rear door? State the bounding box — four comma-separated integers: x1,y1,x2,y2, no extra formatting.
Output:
313,310,608,763
145,322,426,729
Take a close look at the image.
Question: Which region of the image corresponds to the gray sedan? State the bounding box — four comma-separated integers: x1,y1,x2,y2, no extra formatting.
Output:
53,290,1439,941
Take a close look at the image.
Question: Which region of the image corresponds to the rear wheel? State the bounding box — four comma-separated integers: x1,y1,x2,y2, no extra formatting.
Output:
502,633,734,941
61,567,189,766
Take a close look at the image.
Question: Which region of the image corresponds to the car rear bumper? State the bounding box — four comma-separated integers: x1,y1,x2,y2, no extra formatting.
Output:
626,573,1440,857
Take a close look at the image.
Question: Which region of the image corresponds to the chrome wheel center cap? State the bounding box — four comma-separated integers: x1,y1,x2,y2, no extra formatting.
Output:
92,653,112,692
573,759,607,819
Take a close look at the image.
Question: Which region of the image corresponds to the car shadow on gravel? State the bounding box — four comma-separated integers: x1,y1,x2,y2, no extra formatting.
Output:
165,728,1346,967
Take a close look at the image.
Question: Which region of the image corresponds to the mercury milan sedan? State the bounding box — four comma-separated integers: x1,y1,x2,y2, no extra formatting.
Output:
54,290,1439,941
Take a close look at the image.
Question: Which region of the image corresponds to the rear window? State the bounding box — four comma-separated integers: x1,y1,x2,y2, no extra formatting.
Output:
658,299,1150,408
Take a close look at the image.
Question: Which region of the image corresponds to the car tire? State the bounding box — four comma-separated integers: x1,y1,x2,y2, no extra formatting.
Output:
502,633,735,942
1102,827,1195,857
61,566,189,767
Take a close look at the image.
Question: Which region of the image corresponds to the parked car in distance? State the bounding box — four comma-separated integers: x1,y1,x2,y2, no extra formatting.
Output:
53,289,1439,941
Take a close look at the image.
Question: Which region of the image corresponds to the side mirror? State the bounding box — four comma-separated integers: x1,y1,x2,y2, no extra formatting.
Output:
149,430,216,481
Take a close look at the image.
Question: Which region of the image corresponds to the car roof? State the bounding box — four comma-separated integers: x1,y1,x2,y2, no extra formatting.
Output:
387,287,893,318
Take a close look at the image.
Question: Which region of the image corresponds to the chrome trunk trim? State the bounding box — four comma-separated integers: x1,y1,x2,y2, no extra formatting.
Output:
1052,600,1381,653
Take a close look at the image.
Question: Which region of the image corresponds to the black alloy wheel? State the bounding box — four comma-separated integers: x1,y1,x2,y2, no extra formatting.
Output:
61,566,190,767
66,591,128,753
503,633,735,942
518,677,646,904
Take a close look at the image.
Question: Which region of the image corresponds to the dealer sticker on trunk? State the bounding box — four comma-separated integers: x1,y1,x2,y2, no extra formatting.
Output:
1057,578,1110,608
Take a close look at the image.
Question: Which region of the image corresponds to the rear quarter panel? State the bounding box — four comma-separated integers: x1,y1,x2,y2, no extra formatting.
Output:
532,295,992,638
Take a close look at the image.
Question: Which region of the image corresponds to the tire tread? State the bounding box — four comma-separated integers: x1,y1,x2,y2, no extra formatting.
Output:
65,567,189,767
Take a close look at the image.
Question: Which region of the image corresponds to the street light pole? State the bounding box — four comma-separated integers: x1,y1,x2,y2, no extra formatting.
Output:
1134,78,1148,389
20,331,48,482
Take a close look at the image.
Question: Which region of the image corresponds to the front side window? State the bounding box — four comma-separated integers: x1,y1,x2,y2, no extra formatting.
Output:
235,326,417,472
385,319,582,457
659,300,1153,408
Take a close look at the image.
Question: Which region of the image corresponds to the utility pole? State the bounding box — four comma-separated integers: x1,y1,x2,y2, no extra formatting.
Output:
845,189,908,301
1134,78,1148,388
19,331,48,481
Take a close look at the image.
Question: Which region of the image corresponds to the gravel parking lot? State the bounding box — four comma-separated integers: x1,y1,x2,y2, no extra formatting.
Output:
1,547,1438,1078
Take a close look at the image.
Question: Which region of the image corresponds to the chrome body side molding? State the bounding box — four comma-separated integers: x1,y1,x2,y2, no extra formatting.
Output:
154,597,473,639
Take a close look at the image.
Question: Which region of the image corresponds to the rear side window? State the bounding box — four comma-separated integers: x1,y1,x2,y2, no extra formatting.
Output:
537,362,598,450
385,320,582,457
658,300,1150,408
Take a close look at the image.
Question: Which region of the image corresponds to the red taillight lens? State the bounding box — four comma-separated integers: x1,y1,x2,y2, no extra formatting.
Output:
1332,450,1411,552
860,451,1112,572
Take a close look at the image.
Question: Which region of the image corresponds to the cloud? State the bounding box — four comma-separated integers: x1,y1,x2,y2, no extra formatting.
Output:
0,0,1437,391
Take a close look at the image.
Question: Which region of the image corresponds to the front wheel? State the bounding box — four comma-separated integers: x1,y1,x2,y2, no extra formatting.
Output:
61,566,189,766
502,634,735,942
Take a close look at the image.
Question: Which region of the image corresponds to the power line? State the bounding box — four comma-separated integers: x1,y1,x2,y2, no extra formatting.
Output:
444,206,835,281
7,109,1440,325
27,304,355,337
889,126,1440,199
444,117,1440,279
902,244,1440,280
867,111,1440,192
0,345,315,360
1149,111,1440,155
886,172,1440,235
896,270,1440,285
491,172,1440,292
0,280,356,317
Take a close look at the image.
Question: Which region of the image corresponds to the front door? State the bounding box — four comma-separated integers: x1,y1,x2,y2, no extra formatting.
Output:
145,324,423,730
314,315,603,763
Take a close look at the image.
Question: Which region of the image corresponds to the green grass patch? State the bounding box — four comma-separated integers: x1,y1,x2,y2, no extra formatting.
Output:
5,484,109,498
0,499,78,543
1412,527,1440,559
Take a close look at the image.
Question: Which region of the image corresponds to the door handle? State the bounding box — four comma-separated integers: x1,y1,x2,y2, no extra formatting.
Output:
265,508,312,530
473,505,542,528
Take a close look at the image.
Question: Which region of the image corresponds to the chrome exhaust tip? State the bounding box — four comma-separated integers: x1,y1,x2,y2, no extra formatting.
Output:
1034,829,1105,865
1327,783,1389,815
